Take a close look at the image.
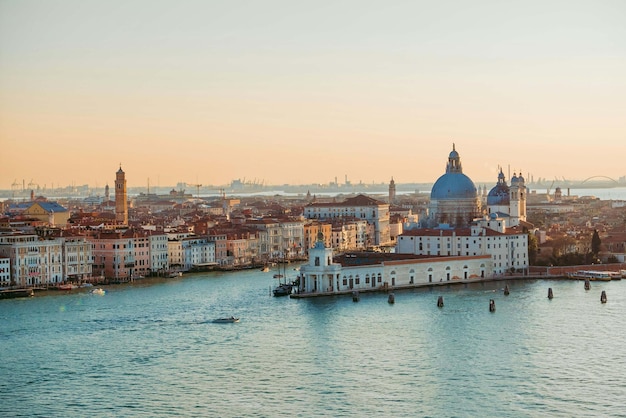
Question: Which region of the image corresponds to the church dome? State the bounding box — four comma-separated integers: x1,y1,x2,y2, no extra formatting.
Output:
431,172,477,200
487,169,510,205
430,144,477,200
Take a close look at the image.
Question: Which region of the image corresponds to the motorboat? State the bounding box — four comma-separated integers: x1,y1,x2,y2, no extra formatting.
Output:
90,288,106,296
213,316,240,323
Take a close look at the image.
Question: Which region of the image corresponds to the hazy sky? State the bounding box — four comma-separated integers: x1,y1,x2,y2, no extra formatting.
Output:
1,0,625,189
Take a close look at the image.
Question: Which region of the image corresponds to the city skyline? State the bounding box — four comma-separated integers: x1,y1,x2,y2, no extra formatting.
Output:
2,1,625,188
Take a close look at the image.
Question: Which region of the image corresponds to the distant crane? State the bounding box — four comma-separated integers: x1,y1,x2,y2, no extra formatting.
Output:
28,179,39,191
11,179,20,198
188,183,202,198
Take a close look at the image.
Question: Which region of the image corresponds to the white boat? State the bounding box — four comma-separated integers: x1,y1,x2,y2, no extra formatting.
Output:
212,316,239,323
568,270,612,281
90,288,106,296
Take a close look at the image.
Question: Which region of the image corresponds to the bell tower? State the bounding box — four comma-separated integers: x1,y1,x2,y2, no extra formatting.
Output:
115,165,128,225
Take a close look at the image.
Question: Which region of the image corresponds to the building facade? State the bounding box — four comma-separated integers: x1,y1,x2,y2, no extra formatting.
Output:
304,194,391,247
297,233,492,295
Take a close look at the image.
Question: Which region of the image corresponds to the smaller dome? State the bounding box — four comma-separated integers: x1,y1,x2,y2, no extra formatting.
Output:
487,184,510,206
487,169,510,206
511,174,519,184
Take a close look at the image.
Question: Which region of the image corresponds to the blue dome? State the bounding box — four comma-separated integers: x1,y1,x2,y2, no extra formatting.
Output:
487,184,510,205
431,172,477,200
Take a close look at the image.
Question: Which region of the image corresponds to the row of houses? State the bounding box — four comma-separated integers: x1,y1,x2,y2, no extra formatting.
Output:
0,196,402,286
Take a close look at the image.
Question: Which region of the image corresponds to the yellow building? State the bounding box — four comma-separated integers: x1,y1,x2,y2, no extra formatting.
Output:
22,202,70,227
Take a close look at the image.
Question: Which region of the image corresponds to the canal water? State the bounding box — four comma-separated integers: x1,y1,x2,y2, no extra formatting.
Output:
1,269,625,417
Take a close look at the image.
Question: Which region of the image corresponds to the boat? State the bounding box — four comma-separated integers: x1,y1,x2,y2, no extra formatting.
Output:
260,266,270,273
273,283,292,297
568,270,612,281
59,283,78,290
90,288,106,296
0,288,34,299
80,283,94,288
212,316,240,323
272,255,293,297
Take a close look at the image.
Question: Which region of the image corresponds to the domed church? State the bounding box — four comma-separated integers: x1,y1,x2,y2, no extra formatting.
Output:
486,168,527,227
428,144,482,227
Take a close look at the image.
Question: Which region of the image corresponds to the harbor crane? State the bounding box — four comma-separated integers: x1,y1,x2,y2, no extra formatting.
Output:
188,183,202,198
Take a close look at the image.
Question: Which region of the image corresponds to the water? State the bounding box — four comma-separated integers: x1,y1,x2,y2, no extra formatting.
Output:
2,271,626,417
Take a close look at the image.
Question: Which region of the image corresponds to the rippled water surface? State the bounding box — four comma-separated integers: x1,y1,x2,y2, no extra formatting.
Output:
2,271,626,417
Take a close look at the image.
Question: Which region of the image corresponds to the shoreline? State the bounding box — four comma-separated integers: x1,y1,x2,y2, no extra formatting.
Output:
289,274,617,299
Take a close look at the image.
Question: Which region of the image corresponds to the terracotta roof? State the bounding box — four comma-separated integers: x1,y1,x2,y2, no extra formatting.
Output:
306,194,385,208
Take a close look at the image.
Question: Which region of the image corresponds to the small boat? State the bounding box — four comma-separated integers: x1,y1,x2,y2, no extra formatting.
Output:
80,283,94,288
260,266,270,272
213,316,240,323
59,284,78,291
273,284,292,297
90,288,106,296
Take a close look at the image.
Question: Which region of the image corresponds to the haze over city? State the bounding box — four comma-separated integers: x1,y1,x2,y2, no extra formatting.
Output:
1,0,625,188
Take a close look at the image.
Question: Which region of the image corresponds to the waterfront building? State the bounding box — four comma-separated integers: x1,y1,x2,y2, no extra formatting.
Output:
62,235,93,281
89,230,136,280
396,218,529,275
181,236,215,271
0,233,64,286
167,236,184,271
428,144,482,227
115,166,128,225
133,231,151,278
304,194,391,247
149,232,169,275
0,257,10,287
297,232,492,295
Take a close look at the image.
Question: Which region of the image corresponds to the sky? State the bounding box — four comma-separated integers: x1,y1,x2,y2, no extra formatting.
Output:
1,0,625,189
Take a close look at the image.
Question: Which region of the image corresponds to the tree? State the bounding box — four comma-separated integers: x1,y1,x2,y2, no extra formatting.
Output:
591,229,601,256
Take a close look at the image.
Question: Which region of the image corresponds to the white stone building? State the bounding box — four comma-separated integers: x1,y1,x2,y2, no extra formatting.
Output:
149,232,169,274
297,233,492,295
397,217,529,275
0,257,11,287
